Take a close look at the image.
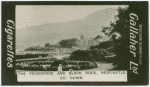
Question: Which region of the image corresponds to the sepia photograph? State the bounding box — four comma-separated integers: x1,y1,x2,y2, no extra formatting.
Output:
16,5,129,72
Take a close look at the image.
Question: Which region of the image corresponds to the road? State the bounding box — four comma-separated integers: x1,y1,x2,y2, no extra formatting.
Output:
79,63,114,71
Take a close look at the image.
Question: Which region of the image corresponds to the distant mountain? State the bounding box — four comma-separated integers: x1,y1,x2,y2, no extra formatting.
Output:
16,8,118,50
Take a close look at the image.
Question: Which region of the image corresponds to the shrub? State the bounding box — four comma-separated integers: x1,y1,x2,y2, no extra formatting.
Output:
51,66,58,71
70,49,107,62
16,60,98,71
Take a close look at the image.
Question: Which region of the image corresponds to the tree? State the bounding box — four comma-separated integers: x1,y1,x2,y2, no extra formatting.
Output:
102,6,129,40
101,27,112,36
59,38,79,48
70,49,107,62
102,6,129,70
45,43,50,48
90,41,114,49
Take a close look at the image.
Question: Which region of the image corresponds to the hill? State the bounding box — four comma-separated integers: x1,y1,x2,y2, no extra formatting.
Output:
16,8,117,50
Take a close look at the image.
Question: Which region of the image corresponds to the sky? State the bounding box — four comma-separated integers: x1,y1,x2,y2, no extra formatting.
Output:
16,5,128,29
